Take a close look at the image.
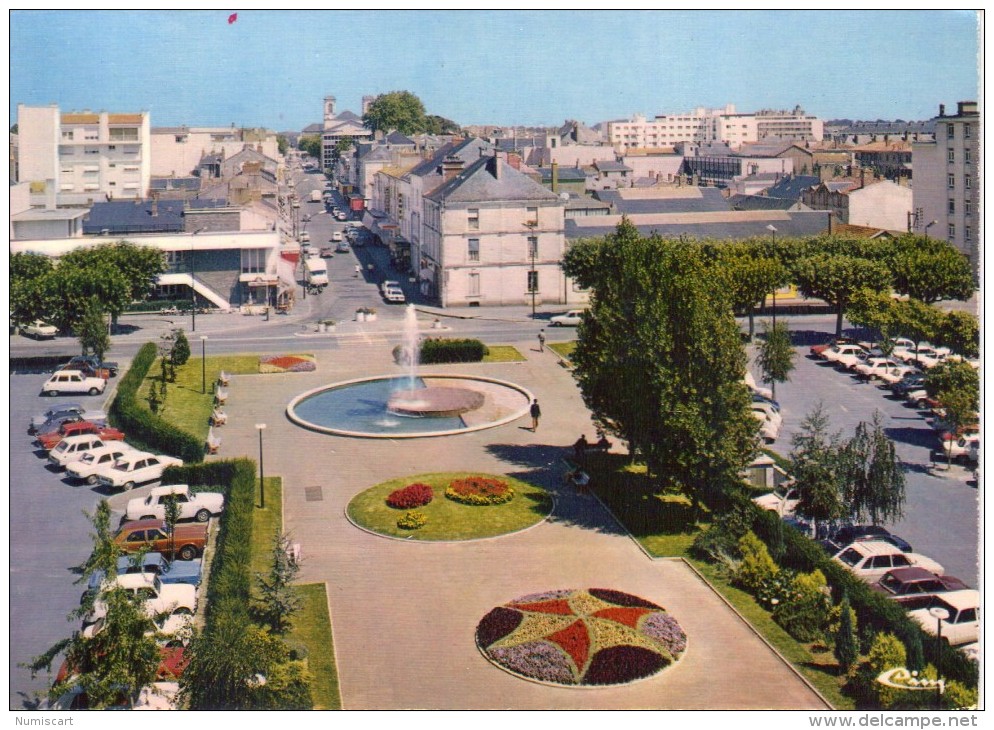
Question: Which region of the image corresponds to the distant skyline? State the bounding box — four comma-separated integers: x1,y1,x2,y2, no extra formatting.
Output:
10,10,981,132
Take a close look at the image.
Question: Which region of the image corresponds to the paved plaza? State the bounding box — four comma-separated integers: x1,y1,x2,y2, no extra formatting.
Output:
214,325,829,710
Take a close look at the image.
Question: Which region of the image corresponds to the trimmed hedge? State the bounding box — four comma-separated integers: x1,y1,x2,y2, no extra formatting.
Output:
419,338,489,364
109,342,204,463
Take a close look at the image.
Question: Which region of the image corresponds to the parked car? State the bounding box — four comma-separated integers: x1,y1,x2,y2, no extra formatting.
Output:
752,484,800,516
29,403,106,434
821,343,867,366
95,451,184,491
871,567,970,609
22,320,58,339
82,573,197,628
48,434,116,469
550,310,586,327
750,401,782,429
113,519,208,561
907,590,980,646
809,337,855,359
382,285,406,303
904,388,932,410
894,344,950,369
835,347,875,371
932,435,980,466
319,247,334,258
336,212,348,221
832,540,943,583
890,371,926,397
84,553,204,603
125,484,225,523
854,357,905,381
336,241,351,253
751,405,781,443
65,444,137,484
36,420,125,451
331,231,343,242
63,355,119,377
41,370,106,397
380,280,400,295
875,364,919,386
824,524,913,553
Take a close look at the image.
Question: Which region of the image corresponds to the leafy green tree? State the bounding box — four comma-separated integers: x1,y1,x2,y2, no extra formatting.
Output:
562,220,757,511
276,134,288,156
834,595,859,672
171,330,191,366
925,360,979,467
333,136,354,161
255,532,302,635
845,288,898,353
424,114,461,135
889,298,944,366
793,254,891,337
362,91,427,135
935,310,979,359
74,500,121,615
717,243,789,338
839,412,905,525
10,252,56,326
757,319,795,399
789,403,845,534
163,495,180,561
77,296,111,362
298,135,321,159
61,241,166,307
889,236,975,303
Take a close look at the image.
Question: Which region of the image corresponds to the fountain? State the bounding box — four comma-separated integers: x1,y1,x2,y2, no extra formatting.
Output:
286,305,532,438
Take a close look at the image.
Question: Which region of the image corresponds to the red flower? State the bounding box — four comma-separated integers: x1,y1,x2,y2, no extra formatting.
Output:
591,606,652,628
546,620,590,671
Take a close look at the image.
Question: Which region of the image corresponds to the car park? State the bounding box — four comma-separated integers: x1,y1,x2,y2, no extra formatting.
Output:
22,320,58,339
113,519,208,561
550,310,586,327
932,435,980,466
95,451,184,491
871,567,970,609
29,404,106,434
36,420,125,451
48,434,116,469
125,484,225,523
382,285,406,303
752,484,800,516
83,553,204,602
832,540,943,583
41,370,106,397
907,590,980,646
65,444,137,484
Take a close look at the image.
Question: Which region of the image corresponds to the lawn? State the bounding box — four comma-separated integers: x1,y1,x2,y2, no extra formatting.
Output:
549,341,576,360
347,472,553,541
482,345,526,362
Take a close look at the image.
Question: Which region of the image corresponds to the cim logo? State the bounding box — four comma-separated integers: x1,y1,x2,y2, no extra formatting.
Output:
876,667,944,693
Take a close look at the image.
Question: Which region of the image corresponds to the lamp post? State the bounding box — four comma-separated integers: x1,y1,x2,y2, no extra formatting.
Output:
766,224,778,327
924,219,938,238
928,606,950,708
200,336,208,394
255,423,266,509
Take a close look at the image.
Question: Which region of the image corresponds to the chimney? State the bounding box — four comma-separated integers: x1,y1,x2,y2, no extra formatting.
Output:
551,161,559,193
958,101,977,115
441,155,464,181
939,104,946,117
860,168,865,189
492,151,502,180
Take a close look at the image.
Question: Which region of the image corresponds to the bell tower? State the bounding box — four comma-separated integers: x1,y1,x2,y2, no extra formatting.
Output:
323,96,337,126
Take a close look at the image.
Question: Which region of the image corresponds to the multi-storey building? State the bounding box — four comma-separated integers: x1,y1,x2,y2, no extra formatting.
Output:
17,104,150,205
319,95,372,171
912,101,980,273
150,126,278,177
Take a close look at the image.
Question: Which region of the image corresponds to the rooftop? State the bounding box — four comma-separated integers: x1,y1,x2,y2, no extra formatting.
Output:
426,154,562,205
565,209,829,241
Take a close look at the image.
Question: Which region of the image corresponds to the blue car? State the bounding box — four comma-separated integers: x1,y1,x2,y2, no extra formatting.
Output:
83,553,203,602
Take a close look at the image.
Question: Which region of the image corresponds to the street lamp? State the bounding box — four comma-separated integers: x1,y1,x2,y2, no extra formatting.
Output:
766,224,778,327
924,219,938,237
200,336,208,394
255,423,267,509
928,606,950,708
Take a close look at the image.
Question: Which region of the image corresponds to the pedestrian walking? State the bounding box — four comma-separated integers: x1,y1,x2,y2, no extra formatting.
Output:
354,264,361,278
530,399,542,431
537,330,546,352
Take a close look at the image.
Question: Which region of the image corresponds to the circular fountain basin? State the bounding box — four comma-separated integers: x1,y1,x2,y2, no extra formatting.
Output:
287,374,533,438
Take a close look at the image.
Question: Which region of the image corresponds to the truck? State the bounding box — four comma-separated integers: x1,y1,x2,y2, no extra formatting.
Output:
304,257,329,290
310,190,323,202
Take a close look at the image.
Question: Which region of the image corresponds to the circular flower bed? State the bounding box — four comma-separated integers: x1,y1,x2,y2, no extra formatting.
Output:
476,588,686,686
386,483,434,509
259,354,317,373
445,475,514,506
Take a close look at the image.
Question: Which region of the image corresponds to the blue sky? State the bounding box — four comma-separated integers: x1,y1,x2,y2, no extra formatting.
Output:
10,10,980,130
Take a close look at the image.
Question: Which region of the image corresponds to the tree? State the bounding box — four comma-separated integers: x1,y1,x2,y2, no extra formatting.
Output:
362,91,427,135
162,495,180,561
424,114,461,135
77,296,111,362
255,532,302,635
888,236,975,304
935,310,979,359
756,319,795,399
789,403,845,535
276,134,288,156
834,595,859,673
888,298,944,367
333,136,354,162
10,252,56,326
717,243,789,339
171,330,191,366
793,254,891,337
562,220,757,511
925,360,979,467
839,412,906,525
845,288,898,352
61,241,167,305
298,135,321,159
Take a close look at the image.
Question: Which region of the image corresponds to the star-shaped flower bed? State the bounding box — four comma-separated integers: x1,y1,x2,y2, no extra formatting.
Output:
476,588,686,687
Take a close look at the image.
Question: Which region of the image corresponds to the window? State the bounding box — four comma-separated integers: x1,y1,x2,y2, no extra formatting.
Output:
468,238,480,262
965,149,972,164
964,124,972,138
527,236,538,258
948,198,956,215
241,248,266,273
62,130,74,141
965,200,972,215
948,224,956,239
527,270,538,293
468,208,479,230
109,127,139,141
468,272,480,297
965,174,971,189
526,207,538,226
948,173,956,189
947,123,955,139
947,148,955,163
965,226,972,241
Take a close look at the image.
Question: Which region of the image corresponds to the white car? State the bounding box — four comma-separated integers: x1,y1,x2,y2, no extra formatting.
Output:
750,401,782,428
821,343,866,366
331,231,343,242
382,285,406,303
550,310,586,327
380,280,400,295
22,320,58,339
95,451,184,492
752,484,800,517
854,357,904,380
875,364,919,386
933,435,980,465
82,573,197,628
48,434,111,469
751,406,781,443
126,484,225,523
66,443,137,484
832,540,944,583
908,590,980,646
41,370,106,397
894,344,951,368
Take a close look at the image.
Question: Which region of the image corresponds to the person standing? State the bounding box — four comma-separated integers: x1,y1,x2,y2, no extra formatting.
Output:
530,399,542,431
537,330,546,352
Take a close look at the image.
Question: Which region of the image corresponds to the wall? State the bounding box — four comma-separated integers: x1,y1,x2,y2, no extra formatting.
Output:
847,180,912,231
16,104,60,190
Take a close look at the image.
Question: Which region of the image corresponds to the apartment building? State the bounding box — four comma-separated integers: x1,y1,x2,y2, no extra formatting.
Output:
150,126,279,177
912,101,980,272
17,104,151,205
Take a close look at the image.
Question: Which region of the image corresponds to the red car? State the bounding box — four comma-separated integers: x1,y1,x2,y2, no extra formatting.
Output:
113,519,208,561
871,567,970,610
36,420,126,451
809,337,854,359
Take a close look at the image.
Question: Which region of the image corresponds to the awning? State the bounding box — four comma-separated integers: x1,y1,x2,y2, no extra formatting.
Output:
240,273,280,286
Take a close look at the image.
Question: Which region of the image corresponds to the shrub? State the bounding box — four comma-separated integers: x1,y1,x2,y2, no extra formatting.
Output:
445,476,514,505
690,501,752,563
419,338,489,364
865,633,908,709
385,483,434,509
109,342,203,462
772,569,831,642
397,511,428,530
834,596,859,673
734,531,778,593
171,330,191,366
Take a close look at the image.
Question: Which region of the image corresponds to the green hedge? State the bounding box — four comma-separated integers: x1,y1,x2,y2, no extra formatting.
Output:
109,342,204,463
419,337,489,364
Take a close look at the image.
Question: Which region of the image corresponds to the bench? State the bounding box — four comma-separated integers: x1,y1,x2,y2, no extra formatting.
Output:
206,427,222,455
217,371,231,387
561,458,591,492
210,408,227,426
214,387,228,406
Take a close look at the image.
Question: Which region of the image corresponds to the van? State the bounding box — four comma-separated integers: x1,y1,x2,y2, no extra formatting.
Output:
305,257,329,288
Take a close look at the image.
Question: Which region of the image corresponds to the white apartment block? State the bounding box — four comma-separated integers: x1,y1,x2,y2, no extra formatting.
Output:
607,104,823,152
17,104,151,204
150,126,279,177
912,102,980,273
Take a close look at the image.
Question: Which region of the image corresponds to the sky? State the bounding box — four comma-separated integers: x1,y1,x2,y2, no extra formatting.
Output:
9,10,981,131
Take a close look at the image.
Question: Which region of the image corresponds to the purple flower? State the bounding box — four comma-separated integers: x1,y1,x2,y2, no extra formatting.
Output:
641,613,687,656
588,588,662,610
488,641,575,685
476,607,523,648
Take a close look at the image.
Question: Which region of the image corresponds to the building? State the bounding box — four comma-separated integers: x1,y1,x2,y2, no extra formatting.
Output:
565,209,830,242
593,187,730,216
846,180,913,232
852,140,913,181
319,95,373,171
423,153,569,307
9,181,88,240
17,104,151,205
912,101,979,272
150,126,279,178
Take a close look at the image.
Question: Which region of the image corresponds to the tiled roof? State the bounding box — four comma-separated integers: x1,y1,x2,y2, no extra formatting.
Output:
406,138,491,178
385,131,415,145
565,210,829,241
149,177,202,192
595,187,730,215
537,166,588,182
426,155,562,204
729,194,804,211
764,175,820,201
82,198,229,234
